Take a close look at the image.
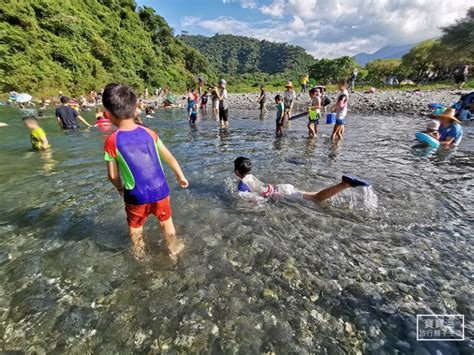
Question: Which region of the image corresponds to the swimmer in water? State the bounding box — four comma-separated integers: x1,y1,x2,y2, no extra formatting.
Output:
103,83,189,259
234,157,369,202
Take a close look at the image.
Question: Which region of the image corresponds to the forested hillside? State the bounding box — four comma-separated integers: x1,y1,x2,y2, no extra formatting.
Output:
0,0,213,96
181,34,316,76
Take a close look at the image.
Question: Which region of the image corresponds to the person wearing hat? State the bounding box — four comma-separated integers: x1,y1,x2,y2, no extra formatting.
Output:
437,108,463,146
55,96,92,130
217,79,229,127
283,81,296,126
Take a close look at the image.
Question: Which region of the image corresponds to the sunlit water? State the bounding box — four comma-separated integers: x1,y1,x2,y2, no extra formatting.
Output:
0,106,473,353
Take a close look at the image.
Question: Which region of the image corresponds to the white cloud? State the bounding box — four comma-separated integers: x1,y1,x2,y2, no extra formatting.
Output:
222,0,257,8
182,0,471,58
259,0,286,17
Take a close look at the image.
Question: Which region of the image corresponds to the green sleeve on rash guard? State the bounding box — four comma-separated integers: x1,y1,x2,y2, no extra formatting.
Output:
104,152,115,161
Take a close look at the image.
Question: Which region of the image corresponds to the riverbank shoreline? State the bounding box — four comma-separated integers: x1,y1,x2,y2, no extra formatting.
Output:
148,89,470,116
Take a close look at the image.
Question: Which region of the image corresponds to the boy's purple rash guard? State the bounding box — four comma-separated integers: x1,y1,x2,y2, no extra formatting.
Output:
104,126,170,205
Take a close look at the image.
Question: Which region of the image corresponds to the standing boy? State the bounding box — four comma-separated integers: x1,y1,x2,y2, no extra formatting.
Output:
307,88,321,138
103,83,189,258
217,79,229,127
275,95,285,137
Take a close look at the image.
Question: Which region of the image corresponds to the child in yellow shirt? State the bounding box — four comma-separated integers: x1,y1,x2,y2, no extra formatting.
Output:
23,116,50,151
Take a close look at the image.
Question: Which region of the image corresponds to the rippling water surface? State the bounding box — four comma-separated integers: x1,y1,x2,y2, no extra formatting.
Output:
0,106,473,353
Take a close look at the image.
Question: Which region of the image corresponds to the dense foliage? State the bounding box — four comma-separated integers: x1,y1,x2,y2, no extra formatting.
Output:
308,56,358,85
441,7,474,58
0,0,214,96
181,34,316,76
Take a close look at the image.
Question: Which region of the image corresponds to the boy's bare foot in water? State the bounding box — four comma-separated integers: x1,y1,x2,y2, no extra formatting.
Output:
164,236,185,258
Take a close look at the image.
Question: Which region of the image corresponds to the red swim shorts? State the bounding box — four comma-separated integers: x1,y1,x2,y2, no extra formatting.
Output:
125,196,172,228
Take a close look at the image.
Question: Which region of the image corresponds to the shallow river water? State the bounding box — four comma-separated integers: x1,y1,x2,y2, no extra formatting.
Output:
0,106,473,353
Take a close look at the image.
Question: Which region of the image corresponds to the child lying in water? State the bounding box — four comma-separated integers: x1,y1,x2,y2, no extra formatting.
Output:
234,157,369,202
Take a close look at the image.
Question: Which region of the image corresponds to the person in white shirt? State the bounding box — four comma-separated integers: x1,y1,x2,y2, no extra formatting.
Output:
331,80,349,140
234,157,370,202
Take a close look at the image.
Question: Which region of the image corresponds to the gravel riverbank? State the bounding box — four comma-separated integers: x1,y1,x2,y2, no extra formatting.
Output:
149,89,470,116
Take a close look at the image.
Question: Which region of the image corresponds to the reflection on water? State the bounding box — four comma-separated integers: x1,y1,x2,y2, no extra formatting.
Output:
0,106,473,353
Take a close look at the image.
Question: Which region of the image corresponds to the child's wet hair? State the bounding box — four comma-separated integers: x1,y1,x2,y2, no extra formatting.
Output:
275,94,282,101
102,83,137,120
234,157,252,176
22,115,38,122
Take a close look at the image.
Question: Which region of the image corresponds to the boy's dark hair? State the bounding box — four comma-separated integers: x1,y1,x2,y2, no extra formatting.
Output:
275,94,282,101
234,157,252,176
102,83,137,119
338,79,347,86
60,96,70,104
22,115,38,122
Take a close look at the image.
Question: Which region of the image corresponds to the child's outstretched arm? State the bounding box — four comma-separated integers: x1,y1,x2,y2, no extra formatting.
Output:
78,115,92,128
107,160,124,194
158,142,189,188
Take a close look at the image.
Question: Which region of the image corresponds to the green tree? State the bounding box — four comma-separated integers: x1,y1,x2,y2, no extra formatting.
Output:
181,34,316,77
366,59,402,84
309,56,357,84
401,40,438,81
441,7,474,58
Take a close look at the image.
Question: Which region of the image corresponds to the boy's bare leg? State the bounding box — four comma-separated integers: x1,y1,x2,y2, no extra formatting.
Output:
129,226,145,259
160,217,184,257
303,181,351,203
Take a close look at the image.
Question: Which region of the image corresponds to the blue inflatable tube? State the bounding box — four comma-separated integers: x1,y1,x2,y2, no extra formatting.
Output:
415,131,440,148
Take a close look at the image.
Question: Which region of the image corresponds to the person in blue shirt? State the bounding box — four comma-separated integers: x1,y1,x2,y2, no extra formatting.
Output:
437,108,463,146
458,106,473,121
275,95,285,137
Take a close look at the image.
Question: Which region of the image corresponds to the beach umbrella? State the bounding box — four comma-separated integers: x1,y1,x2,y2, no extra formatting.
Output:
15,93,32,103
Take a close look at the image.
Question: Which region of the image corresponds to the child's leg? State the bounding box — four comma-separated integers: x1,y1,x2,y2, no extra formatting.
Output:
303,181,351,203
159,217,184,256
307,122,313,137
314,120,319,135
338,125,344,139
129,226,145,259
331,124,339,139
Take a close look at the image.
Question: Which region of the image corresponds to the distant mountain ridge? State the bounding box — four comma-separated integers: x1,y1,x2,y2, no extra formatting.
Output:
353,43,417,66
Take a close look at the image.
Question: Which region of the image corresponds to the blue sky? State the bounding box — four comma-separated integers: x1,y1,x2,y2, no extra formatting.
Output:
137,0,471,58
